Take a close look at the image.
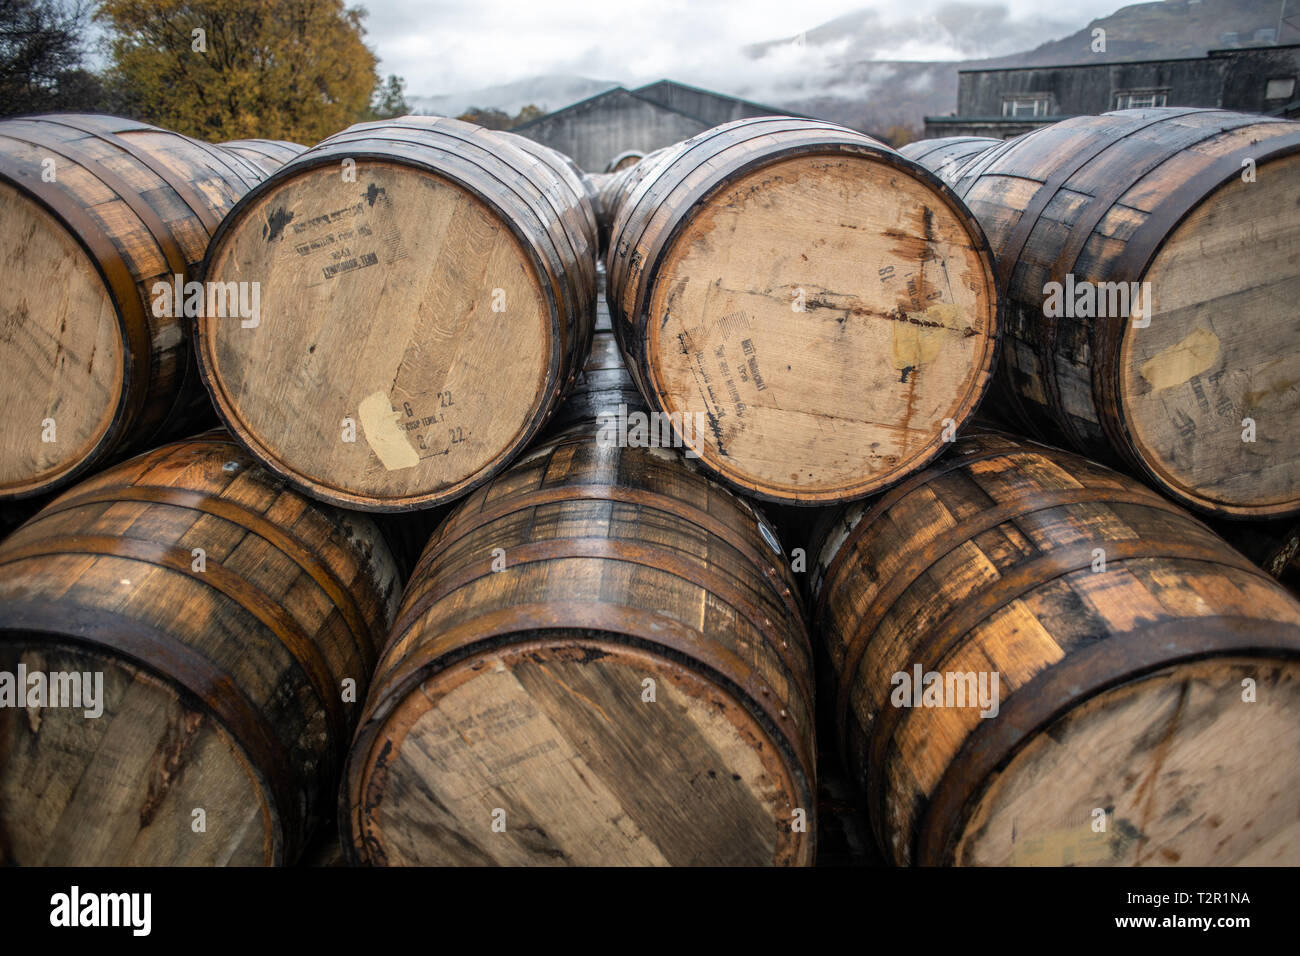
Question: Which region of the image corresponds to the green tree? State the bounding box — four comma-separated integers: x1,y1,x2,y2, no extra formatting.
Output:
96,0,387,143
367,72,407,120
0,0,98,115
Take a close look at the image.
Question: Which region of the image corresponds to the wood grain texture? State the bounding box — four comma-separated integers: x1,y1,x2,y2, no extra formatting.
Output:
544,265,646,435
898,136,1000,188
197,116,597,511
0,431,401,865
0,114,277,500
607,150,644,173
911,108,1300,519
812,428,1300,866
344,427,816,866
1214,516,1300,597
591,147,674,253
218,139,308,175
606,117,1000,505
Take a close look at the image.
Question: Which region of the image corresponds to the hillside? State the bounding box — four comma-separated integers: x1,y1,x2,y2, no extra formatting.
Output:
407,0,1298,135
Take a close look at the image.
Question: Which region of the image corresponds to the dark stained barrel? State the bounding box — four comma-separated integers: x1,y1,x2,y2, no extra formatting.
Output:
934,108,1300,519
344,426,816,866
546,259,646,435
813,429,1300,866
0,114,277,500
196,116,597,511
0,432,400,865
1214,517,1300,596
606,116,1001,505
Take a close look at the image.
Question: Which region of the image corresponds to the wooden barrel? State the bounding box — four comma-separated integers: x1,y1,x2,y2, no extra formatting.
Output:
0,114,275,501
196,116,598,511
343,427,816,866
594,146,672,244
813,428,1300,866
938,108,1300,519
546,263,646,434
0,432,401,865
606,116,1001,505
899,136,1000,187
1214,518,1300,595
219,139,308,174
606,150,644,173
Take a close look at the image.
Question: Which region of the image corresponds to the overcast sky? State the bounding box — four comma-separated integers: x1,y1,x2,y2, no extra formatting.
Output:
359,0,1126,96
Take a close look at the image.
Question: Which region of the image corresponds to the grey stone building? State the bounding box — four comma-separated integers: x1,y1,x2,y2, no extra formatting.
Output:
926,43,1300,138
511,80,790,172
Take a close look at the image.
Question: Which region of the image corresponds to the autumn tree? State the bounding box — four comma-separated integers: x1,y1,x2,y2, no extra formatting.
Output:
96,0,394,143
512,103,542,125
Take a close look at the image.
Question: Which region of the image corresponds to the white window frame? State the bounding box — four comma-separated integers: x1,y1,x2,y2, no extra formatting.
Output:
1001,95,1050,118
1265,77,1296,101
1113,90,1169,110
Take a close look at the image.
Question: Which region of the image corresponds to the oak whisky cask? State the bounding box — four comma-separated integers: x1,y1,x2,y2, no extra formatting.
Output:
606,117,1001,505
0,432,400,865
197,116,597,511
545,260,645,435
813,429,1300,866
0,114,274,500
344,427,816,865
934,108,1300,519
218,139,308,175
1213,517,1300,596
606,150,645,173
898,136,1000,187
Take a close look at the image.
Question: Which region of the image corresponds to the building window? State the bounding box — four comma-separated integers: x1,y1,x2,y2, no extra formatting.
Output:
1266,77,1296,100
1001,96,1050,118
1114,90,1169,109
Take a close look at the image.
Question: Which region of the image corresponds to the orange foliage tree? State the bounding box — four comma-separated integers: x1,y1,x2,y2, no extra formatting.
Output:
97,0,386,143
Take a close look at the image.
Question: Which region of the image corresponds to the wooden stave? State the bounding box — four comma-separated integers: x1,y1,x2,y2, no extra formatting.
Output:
546,261,645,435
898,136,1001,187
218,139,308,177
0,431,400,865
1212,516,1300,595
544,330,646,435
343,427,818,866
195,117,598,511
606,150,645,173
0,114,271,500
238,118,597,389
605,117,1002,505
812,428,1300,866
936,108,1300,519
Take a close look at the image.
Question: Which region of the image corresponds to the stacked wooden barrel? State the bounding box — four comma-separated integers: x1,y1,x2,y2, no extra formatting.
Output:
905,109,1300,519
605,117,1001,505
813,428,1300,866
0,114,292,501
7,101,1297,872
196,116,597,512
343,425,816,865
0,432,400,865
